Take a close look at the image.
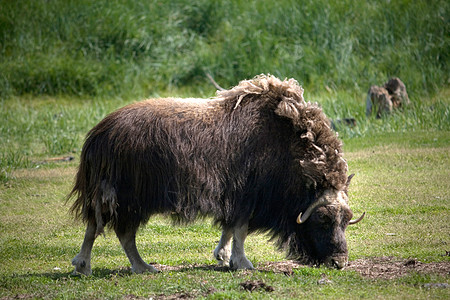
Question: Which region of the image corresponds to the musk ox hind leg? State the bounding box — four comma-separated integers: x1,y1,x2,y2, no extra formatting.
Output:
72,220,97,275
229,223,254,270
214,227,233,267
115,225,159,274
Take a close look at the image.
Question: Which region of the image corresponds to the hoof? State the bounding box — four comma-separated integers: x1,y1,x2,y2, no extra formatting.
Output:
132,263,160,274
214,247,231,267
229,256,254,270
71,256,92,276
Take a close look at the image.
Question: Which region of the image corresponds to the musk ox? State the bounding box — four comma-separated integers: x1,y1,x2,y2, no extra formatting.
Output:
366,85,393,118
384,77,410,108
366,77,410,118
68,75,364,275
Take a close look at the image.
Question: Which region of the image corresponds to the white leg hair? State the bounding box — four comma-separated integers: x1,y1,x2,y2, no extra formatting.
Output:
116,227,159,274
72,221,97,275
214,222,254,270
213,227,233,266
230,222,254,270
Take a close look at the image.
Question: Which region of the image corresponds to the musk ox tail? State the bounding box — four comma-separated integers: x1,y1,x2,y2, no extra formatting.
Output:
67,134,119,237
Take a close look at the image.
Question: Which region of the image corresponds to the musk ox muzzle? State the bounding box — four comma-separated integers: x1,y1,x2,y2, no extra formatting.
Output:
292,183,365,269
68,74,364,275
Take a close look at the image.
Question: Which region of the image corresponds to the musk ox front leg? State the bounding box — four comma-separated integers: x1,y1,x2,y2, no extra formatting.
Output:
72,221,97,275
229,223,254,270
115,226,159,274
214,227,233,266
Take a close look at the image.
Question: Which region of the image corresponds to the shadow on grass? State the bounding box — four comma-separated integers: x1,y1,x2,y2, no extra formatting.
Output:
10,264,237,281
12,257,450,281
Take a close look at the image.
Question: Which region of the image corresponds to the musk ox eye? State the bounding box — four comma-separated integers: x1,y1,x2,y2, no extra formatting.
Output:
341,210,353,225
343,216,351,225
319,220,332,231
317,213,331,224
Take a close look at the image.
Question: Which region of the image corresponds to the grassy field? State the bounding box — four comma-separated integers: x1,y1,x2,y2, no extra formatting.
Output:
1,87,448,183
0,128,448,299
0,87,449,299
1,0,449,298
0,80,449,300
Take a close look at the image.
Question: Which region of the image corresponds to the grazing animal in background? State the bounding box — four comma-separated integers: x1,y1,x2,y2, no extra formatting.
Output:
68,74,365,275
366,85,393,118
384,77,410,108
366,77,410,118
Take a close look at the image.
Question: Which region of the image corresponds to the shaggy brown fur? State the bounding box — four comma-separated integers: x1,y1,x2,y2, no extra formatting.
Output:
384,77,410,108
366,77,410,118
68,74,352,266
366,85,393,118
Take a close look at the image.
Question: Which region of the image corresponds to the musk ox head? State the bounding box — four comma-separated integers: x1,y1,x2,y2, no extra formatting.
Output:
293,176,365,268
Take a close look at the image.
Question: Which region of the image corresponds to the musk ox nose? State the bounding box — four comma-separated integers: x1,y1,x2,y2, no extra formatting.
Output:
332,256,348,269
326,256,348,269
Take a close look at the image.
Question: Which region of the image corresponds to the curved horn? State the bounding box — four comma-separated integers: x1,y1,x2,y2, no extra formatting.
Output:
347,174,355,185
296,197,332,224
349,212,366,225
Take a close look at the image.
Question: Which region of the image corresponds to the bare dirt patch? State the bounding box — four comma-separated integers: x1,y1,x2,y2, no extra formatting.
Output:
260,257,450,280
240,280,275,292
116,257,449,283
347,257,450,280
151,257,449,280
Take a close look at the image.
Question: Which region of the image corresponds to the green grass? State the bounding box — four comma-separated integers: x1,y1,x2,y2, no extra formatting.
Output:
0,128,449,299
1,1,449,297
346,143,449,261
0,91,446,298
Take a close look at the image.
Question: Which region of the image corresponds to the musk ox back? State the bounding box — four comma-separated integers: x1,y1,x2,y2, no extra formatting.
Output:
68,75,364,275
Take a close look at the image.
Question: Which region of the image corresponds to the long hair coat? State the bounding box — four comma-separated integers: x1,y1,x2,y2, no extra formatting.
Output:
69,75,348,256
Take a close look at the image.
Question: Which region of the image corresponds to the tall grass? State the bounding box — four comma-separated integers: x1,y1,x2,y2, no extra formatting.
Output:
0,96,124,182
1,0,448,98
315,89,450,139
